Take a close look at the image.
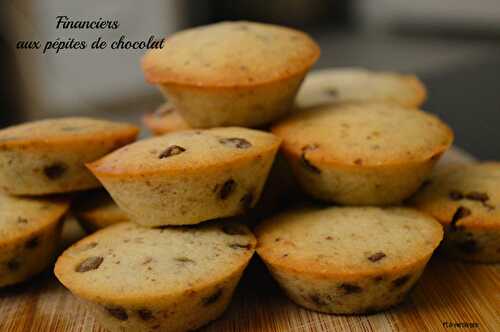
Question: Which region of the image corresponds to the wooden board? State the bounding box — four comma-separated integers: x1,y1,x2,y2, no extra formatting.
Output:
1,148,499,332
0,256,498,332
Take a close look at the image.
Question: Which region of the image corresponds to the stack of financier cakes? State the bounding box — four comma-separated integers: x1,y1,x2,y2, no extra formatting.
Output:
255,70,457,313
0,117,139,287
1,19,494,332
53,21,315,332
135,21,494,322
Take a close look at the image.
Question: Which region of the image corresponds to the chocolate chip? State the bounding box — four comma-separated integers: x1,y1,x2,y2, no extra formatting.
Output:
368,252,386,262
221,224,247,236
465,191,494,209
465,191,489,202
229,243,252,250
75,256,104,272
339,283,362,294
449,190,464,200
324,87,338,96
354,159,363,166
158,145,186,159
7,259,20,271
450,206,471,231
142,257,153,265
106,306,128,321
17,217,28,224
80,242,98,251
450,191,494,209
219,179,236,199
218,137,252,149
421,179,432,188
373,275,384,282
301,144,320,174
457,240,479,254
392,275,411,288
25,237,39,249
174,257,195,263
309,293,328,306
137,309,153,321
43,162,67,180
240,192,253,210
430,153,442,161
202,289,223,306
325,236,333,240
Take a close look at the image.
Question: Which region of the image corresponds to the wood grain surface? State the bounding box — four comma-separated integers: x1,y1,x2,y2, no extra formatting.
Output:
0,255,498,332
1,148,498,332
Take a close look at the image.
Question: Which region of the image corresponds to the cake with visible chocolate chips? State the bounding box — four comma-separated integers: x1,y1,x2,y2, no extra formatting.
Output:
296,68,427,109
0,193,69,287
142,21,320,128
73,190,129,233
0,117,139,195
142,103,191,136
255,206,443,314
412,162,500,263
271,102,453,205
54,221,256,332
87,127,281,226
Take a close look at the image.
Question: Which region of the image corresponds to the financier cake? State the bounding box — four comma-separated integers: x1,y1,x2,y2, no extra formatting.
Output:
142,21,320,128
255,206,443,314
272,102,453,205
87,127,281,226
73,190,129,233
412,162,500,263
55,221,256,332
0,193,69,287
142,103,191,136
296,68,427,109
0,117,139,195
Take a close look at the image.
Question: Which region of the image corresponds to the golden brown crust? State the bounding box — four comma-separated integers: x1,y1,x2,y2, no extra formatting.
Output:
412,162,500,230
0,194,70,246
256,206,443,279
54,222,256,305
296,68,427,109
263,253,433,282
87,128,282,178
403,75,428,108
272,102,453,168
0,117,139,149
142,21,320,88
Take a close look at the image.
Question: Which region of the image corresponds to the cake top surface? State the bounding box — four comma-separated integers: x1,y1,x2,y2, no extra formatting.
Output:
55,221,256,303
0,193,69,244
296,67,426,108
142,21,320,87
272,102,453,166
256,206,443,277
0,117,139,147
88,127,281,176
412,162,500,229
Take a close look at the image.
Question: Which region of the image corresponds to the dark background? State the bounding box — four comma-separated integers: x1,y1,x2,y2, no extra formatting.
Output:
1,0,499,159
